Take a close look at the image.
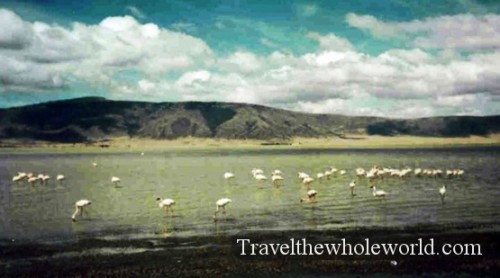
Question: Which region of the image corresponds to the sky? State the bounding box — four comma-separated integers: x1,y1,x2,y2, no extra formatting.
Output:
0,0,499,118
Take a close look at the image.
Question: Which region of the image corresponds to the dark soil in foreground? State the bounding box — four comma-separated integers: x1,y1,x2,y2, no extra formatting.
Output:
1,227,499,277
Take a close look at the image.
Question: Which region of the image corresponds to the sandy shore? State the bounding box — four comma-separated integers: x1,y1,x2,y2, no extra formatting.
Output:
1,227,498,277
1,134,500,153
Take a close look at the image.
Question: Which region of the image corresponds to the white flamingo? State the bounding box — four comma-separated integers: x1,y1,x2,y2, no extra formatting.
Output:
298,172,309,181
272,170,282,175
339,170,346,176
12,175,23,184
251,168,264,176
272,174,284,186
27,176,38,186
349,180,356,196
324,170,333,180
111,176,121,186
92,161,98,167
71,199,92,222
157,197,176,215
302,176,314,186
301,189,318,203
316,173,325,182
41,174,50,185
214,198,232,222
56,174,65,185
254,174,267,183
224,172,235,180
356,168,366,178
371,186,387,199
439,185,446,204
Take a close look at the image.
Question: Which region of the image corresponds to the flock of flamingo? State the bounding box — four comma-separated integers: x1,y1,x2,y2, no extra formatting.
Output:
10,159,464,223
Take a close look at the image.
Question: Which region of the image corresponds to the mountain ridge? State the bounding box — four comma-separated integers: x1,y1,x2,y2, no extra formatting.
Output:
0,97,498,143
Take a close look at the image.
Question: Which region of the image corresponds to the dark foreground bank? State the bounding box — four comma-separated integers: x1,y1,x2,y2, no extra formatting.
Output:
1,226,499,277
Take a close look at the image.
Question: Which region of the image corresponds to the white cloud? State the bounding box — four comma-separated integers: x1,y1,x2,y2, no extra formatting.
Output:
176,70,211,87
347,13,500,50
307,32,354,51
0,9,213,92
1,9,499,118
0,9,33,49
219,51,263,73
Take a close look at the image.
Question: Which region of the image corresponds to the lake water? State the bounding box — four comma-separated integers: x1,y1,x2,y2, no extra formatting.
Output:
1,148,499,244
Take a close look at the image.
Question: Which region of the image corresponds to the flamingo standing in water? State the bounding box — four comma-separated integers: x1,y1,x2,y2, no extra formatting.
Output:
214,198,232,222
12,175,23,184
157,197,176,215
439,185,447,204
41,175,50,185
71,199,92,222
349,180,356,196
371,186,387,199
300,189,318,203
272,173,284,187
56,174,65,185
27,176,38,186
224,172,235,183
111,176,121,186
302,176,314,187
254,173,267,184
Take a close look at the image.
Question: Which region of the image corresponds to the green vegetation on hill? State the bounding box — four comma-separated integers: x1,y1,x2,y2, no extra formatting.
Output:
0,97,498,143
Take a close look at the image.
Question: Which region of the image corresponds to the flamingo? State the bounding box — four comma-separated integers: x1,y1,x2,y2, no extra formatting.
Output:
215,198,232,214
271,174,284,186
349,180,356,196
371,186,387,199
41,175,50,185
56,174,65,185
27,176,38,186
254,174,267,183
71,199,92,222
111,176,121,186
251,168,264,176
300,189,318,203
298,172,309,181
12,175,23,184
92,161,98,167
272,170,282,176
414,168,423,177
224,172,235,180
214,198,232,222
316,173,324,182
339,170,346,176
356,168,366,178
439,185,446,204
157,197,176,215
324,170,333,180
302,176,314,186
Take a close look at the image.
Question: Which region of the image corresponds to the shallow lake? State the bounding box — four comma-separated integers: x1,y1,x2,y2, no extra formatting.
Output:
1,147,499,243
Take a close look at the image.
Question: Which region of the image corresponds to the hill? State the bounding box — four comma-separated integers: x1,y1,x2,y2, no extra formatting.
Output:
0,97,498,143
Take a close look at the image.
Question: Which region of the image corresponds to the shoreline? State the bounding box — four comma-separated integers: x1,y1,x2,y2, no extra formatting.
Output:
1,227,499,277
1,134,500,154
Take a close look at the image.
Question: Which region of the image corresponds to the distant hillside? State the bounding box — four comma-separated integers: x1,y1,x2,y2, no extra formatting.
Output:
0,97,498,143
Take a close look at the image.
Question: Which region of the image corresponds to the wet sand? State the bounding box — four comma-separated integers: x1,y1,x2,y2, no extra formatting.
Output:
2,226,499,277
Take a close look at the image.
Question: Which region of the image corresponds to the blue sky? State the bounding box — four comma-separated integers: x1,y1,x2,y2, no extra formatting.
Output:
0,0,499,117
